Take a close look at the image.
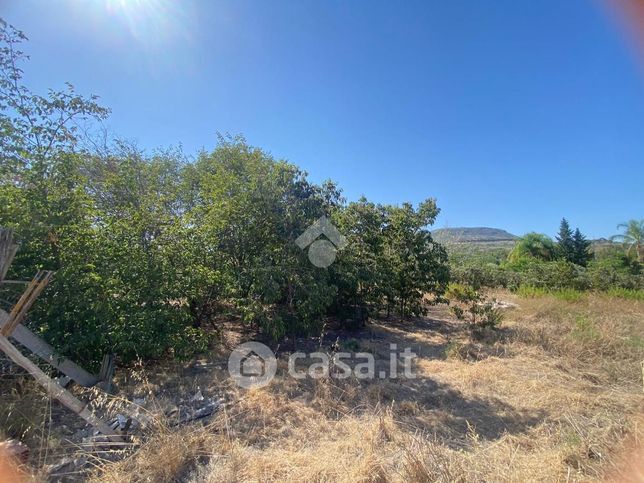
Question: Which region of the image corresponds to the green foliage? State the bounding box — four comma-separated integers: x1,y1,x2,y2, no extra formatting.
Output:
571,228,592,266
605,288,644,301
552,288,584,302
515,284,643,301
515,285,587,302
514,285,549,298
331,197,449,322
0,22,451,366
342,339,361,352
556,218,575,263
611,219,644,263
555,219,592,266
184,137,339,340
453,229,644,296
446,283,504,329
507,233,557,264
0,20,109,176
450,263,520,290
380,200,449,318
509,259,584,290
585,248,642,290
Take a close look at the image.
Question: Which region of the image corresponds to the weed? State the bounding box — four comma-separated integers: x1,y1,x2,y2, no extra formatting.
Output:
605,288,644,301
572,315,600,342
552,288,583,302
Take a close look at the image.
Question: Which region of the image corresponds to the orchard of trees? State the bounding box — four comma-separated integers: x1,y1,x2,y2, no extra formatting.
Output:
0,21,449,367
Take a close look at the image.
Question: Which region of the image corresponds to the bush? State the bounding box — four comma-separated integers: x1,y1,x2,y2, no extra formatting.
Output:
1,137,451,366
449,263,519,290
446,283,504,329
586,254,643,291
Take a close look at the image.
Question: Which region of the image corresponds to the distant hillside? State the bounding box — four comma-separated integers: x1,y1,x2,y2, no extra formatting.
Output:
432,227,519,243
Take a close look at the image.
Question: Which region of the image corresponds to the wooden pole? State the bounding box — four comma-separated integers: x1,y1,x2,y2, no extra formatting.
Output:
0,335,122,441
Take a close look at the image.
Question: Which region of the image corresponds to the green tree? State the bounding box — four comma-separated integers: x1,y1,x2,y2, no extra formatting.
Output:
0,19,457,366
611,219,644,263
185,136,339,340
0,19,109,177
331,197,387,326
507,233,557,264
572,227,592,266
381,199,449,319
0,18,210,366
555,218,575,262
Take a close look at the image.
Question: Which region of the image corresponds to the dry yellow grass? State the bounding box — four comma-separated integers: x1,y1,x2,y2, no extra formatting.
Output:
3,291,643,482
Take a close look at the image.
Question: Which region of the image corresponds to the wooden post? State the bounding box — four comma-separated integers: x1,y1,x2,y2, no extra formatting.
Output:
0,335,122,442
97,354,116,393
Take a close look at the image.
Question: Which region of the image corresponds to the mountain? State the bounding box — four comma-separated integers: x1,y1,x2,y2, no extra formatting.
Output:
431,227,519,243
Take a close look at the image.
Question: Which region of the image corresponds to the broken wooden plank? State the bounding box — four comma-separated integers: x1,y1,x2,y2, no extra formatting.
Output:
0,309,99,387
96,354,116,393
0,228,19,283
0,335,122,442
98,353,115,382
54,375,72,388
1,270,54,337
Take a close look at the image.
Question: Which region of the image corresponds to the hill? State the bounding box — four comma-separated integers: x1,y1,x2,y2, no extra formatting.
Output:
432,227,518,243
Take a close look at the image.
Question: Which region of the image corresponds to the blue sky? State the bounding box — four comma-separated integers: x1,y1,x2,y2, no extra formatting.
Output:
2,0,643,238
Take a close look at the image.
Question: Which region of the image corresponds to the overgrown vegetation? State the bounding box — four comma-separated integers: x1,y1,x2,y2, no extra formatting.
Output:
449,219,643,295
0,21,449,367
1,17,643,483
6,291,641,482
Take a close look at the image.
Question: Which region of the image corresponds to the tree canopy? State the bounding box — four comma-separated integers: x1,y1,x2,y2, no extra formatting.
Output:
0,20,450,366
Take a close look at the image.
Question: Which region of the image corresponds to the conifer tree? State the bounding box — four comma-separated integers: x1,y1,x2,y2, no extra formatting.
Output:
572,228,592,266
556,218,575,262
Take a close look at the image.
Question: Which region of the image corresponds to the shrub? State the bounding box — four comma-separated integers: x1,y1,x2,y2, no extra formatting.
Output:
446,283,504,329
449,263,519,290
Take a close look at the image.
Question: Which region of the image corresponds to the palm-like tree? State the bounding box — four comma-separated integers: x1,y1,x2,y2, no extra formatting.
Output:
611,219,644,262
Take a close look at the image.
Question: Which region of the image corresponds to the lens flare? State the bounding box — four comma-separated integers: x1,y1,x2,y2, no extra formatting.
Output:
86,0,194,48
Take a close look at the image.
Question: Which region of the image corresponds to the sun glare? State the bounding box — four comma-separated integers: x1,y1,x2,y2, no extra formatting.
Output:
90,0,193,47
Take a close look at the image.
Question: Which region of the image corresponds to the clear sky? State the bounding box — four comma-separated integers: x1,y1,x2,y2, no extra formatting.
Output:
2,0,643,238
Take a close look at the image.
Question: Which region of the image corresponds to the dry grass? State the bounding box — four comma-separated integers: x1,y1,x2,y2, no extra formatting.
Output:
3,291,643,482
